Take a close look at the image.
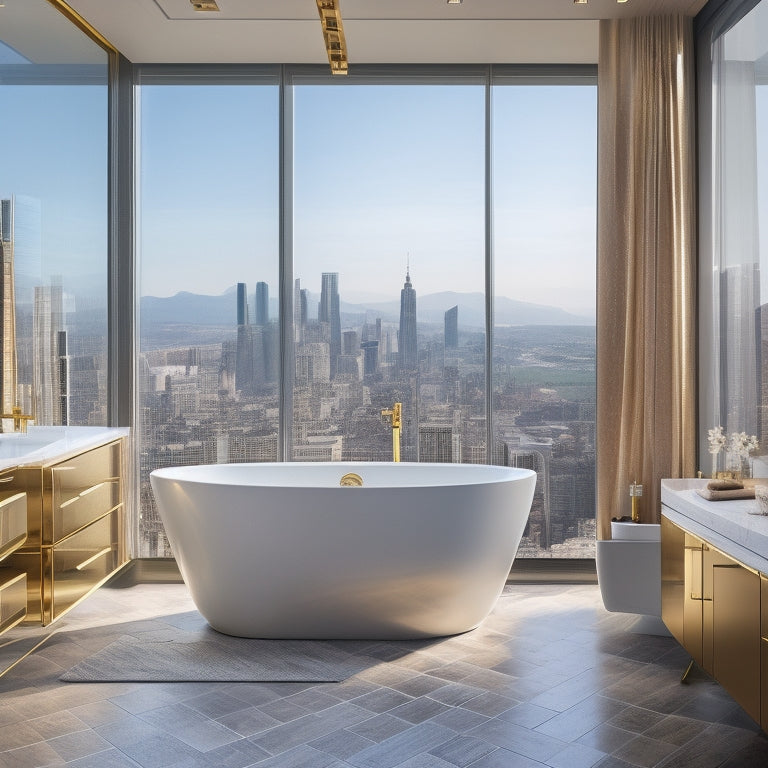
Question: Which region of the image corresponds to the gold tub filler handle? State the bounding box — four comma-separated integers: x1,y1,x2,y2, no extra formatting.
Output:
340,472,363,487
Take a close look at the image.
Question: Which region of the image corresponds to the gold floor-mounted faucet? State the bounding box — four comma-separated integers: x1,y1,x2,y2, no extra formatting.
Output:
0,405,34,433
381,402,402,462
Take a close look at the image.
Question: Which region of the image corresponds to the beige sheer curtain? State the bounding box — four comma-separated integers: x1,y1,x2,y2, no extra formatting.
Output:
597,15,696,539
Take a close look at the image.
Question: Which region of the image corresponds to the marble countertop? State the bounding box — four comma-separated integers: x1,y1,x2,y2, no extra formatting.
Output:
0,426,129,472
661,478,768,574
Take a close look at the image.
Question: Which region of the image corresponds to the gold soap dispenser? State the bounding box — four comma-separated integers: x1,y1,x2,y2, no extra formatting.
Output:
630,480,643,523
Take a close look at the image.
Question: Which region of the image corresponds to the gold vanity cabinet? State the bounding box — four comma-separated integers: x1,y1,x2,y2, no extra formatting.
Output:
0,464,28,634
661,515,704,665
761,574,768,732
4,438,127,625
702,546,761,723
662,511,763,726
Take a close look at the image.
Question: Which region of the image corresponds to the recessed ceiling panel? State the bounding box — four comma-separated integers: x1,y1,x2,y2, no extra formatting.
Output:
63,0,708,64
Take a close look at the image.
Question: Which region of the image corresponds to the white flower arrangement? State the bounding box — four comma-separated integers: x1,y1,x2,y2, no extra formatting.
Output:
730,431,759,459
707,426,727,455
707,426,758,477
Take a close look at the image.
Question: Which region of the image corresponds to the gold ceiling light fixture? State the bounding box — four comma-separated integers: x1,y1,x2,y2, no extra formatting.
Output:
190,1,220,11
316,0,349,76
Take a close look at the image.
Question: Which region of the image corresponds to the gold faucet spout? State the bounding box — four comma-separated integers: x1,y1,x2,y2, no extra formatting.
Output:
381,402,402,462
0,405,34,433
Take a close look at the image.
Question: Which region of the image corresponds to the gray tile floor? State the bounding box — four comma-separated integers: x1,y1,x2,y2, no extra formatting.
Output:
0,581,766,768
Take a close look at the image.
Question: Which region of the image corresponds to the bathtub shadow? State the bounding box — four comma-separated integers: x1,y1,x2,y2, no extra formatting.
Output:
1,608,449,688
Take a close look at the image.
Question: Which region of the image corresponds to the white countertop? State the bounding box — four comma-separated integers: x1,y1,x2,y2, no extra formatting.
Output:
0,426,129,471
661,478,768,574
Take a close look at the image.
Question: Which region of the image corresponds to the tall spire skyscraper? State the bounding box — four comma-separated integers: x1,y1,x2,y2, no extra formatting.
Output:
255,281,269,326
319,272,341,377
399,265,417,371
34,279,65,424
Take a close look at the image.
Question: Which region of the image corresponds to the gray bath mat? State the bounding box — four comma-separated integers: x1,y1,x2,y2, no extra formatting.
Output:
60,613,374,683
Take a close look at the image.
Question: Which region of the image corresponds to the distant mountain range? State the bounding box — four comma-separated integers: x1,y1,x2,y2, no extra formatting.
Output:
140,288,594,329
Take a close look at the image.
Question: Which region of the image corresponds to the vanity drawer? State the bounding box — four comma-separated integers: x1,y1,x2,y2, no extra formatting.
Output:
47,441,121,544
0,492,27,561
51,480,119,543
43,507,123,624
0,569,27,634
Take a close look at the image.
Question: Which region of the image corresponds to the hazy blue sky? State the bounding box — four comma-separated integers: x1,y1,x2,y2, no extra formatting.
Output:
0,66,596,317
0,83,108,291
139,82,597,316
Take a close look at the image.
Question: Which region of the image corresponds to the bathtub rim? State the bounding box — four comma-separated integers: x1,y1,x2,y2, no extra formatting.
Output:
149,461,536,490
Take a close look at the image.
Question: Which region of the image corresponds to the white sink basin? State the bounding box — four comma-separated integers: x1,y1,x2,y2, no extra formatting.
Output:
0,430,65,459
0,426,126,468
611,521,661,541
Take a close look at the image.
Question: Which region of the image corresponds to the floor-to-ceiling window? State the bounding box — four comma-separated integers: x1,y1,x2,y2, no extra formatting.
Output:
291,76,486,464
700,0,768,478
135,67,596,559
136,72,280,557
0,1,109,431
492,76,597,557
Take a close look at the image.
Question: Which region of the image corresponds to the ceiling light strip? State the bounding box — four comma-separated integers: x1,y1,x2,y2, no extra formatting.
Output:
44,0,118,54
190,1,220,11
316,0,349,76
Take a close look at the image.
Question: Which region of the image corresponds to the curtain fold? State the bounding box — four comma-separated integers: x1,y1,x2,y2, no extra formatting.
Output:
596,15,697,539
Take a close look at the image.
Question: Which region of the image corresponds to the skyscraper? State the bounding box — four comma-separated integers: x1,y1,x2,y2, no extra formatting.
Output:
361,340,379,376
0,196,41,414
255,281,269,326
235,282,254,394
300,289,308,326
444,305,458,349
419,424,456,462
399,267,417,371
34,280,65,424
57,330,69,425
0,202,17,414
319,272,341,377
236,282,248,326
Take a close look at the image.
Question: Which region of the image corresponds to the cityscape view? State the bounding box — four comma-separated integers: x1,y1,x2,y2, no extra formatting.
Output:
1,72,600,563
137,266,596,559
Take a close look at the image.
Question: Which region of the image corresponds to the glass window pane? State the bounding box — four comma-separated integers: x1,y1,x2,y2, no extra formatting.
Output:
492,83,597,557
137,83,279,556
0,1,108,429
706,1,768,477
292,83,486,463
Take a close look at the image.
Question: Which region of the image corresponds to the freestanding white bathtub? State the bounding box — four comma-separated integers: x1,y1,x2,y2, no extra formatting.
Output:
150,462,536,639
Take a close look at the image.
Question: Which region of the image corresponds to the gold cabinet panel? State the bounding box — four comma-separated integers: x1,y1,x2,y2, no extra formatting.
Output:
708,553,760,723
683,533,704,666
51,480,120,543
0,492,27,561
42,507,123,625
661,516,703,665
4,549,43,623
0,570,26,633
7,468,43,548
661,515,685,646
761,576,768,732
47,440,121,545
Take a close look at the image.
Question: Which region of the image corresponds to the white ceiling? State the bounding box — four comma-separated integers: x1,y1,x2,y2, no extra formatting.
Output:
36,0,710,65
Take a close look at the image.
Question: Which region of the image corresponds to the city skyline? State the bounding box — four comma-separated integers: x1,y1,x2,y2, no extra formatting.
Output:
136,83,597,316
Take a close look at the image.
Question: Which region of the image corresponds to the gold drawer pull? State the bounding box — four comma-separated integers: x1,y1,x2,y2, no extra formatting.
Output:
75,547,112,571
0,476,14,483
